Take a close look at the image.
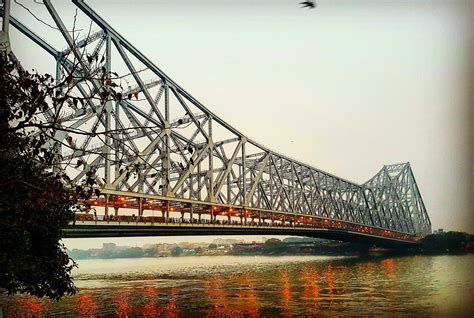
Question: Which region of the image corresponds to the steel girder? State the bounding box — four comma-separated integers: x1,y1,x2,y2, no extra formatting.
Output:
3,0,431,236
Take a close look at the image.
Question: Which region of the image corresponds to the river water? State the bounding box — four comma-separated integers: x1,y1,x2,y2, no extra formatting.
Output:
0,254,472,317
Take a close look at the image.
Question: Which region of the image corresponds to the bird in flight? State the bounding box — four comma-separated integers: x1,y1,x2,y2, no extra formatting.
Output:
300,1,316,9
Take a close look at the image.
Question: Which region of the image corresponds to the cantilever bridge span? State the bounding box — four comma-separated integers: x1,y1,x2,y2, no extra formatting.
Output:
0,0,431,246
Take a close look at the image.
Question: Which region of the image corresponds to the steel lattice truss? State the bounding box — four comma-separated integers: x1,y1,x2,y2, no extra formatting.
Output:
1,0,431,237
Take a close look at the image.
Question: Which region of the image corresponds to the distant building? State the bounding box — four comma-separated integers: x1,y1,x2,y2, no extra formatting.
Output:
156,243,170,253
438,228,444,233
212,238,244,246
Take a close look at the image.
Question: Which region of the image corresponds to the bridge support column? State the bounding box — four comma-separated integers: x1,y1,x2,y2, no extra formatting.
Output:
138,198,143,217
105,195,109,217
114,206,119,216
180,211,184,223
165,201,170,223
104,200,108,217
190,205,193,224
198,213,201,222
271,214,274,226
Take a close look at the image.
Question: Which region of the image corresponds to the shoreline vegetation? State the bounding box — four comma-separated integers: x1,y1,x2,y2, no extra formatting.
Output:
67,231,473,260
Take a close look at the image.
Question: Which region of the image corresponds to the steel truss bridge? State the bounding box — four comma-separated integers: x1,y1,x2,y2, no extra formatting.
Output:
0,0,431,247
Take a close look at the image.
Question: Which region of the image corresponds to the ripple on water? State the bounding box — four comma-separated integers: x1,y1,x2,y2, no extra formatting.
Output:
1,255,472,317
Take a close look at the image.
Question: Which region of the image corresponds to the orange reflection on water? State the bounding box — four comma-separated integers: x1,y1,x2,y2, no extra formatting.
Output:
360,261,376,275
380,258,396,276
160,286,179,318
12,296,48,317
205,276,231,317
237,273,260,318
115,290,133,317
324,265,336,310
142,287,159,318
75,292,98,317
301,268,320,307
325,265,335,295
279,270,293,318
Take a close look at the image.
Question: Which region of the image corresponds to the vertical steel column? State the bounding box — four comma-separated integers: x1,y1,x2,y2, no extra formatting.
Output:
104,34,112,187
55,58,61,86
1,0,10,33
208,116,214,201
269,155,273,210
291,163,295,211
114,103,120,182
242,139,247,206
163,82,170,196
189,172,192,199
227,174,231,204
0,0,11,53
197,162,202,201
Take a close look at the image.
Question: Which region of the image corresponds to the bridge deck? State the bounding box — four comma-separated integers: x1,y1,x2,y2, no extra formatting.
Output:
65,219,421,248
74,191,422,246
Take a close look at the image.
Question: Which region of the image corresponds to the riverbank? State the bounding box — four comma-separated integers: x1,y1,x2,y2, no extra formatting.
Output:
67,231,473,260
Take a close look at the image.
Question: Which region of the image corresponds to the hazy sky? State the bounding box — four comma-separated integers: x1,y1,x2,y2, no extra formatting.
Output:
8,0,472,249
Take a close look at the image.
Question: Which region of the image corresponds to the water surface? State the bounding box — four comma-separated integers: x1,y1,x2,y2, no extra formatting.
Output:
1,255,472,317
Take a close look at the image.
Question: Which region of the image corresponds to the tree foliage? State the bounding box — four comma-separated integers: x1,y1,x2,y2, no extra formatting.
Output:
170,246,183,257
0,53,80,300
421,231,472,253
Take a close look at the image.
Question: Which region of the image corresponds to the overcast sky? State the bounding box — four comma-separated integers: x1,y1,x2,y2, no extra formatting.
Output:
9,0,472,249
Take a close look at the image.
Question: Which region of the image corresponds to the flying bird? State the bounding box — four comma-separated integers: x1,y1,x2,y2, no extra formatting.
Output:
300,1,316,9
